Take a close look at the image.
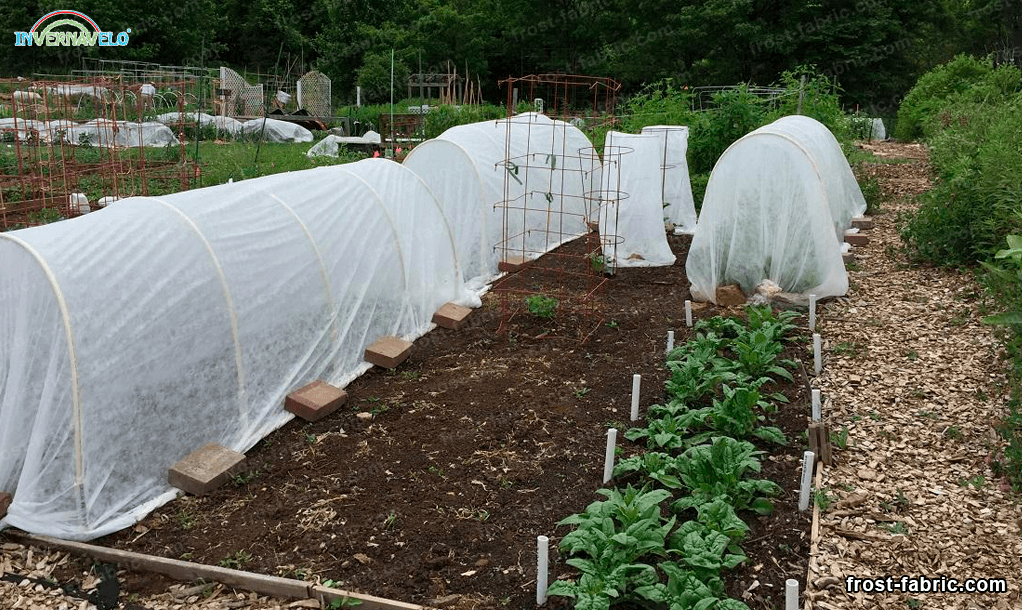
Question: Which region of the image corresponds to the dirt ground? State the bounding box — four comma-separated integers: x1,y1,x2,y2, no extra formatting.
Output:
8,232,814,610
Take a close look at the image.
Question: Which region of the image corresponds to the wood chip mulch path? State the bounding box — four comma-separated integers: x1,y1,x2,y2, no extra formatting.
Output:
805,141,1022,610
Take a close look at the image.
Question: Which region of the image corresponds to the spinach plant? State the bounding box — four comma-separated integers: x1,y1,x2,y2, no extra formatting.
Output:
672,437,782,515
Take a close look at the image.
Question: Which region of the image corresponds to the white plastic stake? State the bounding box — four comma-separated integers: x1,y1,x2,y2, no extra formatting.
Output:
603,428,617,483
666,330,675,354
685,300,693,327
630,374,641,421
813,333,822,375
809,294,817,331
811,389,821,422
785,578,799,610
537,535,549,605
798,450,815,512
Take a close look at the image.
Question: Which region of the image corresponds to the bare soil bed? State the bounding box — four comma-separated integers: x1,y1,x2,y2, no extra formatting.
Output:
45,234,811,609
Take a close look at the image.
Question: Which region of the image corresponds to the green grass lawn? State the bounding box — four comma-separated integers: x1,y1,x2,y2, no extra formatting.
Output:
191,139,368,188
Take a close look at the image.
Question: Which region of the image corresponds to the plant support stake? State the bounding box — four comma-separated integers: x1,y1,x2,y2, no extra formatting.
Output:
798,450,815,511
630,374,641,421
786,578,799,610
811,389,821,422
813,333,822,375
666,330,674,354
537,535,549,605
603,428,617,483
685,300,692,327
809,294,817,331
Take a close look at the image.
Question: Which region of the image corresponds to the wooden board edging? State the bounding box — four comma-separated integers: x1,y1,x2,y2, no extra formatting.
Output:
3,531,428,610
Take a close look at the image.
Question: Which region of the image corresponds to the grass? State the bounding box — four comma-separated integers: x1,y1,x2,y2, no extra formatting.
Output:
192,140,367,187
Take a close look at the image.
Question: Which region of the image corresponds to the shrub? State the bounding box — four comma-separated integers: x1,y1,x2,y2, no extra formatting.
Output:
422,103,503,140
894,55,993,141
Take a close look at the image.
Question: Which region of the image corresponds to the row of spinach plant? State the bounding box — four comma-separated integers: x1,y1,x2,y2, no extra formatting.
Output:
547,306,803,610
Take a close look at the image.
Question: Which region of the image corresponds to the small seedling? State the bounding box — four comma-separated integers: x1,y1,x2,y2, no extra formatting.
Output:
906,598,922,609
905,349,919,361
383,511,397,530
606,320,619,329
525,295,558,319
883,521,908,535
830,425,850,449
869,411,882,421
217,550,253,569
574,387,591,399
944,426,963,440
957,475,985,489
175,509,197,530
813,488,833,511
305,432,317,445
231,470,260,486
329,597,363,608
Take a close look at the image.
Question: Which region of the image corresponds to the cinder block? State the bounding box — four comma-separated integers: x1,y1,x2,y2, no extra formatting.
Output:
168,444,246,496
498,256,527,273
844,232,869,247
851,216,873,230
842,251,855,265
0,491,11,519
432,302,472,330
285,380,347,422
365,336,413,369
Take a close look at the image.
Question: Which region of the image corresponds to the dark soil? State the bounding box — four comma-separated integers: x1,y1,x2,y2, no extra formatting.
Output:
56,233,811,610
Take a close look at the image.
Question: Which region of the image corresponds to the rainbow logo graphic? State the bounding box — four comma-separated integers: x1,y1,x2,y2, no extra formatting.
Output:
14,10,131,47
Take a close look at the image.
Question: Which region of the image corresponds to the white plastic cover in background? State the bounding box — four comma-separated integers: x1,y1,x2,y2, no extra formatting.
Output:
0,163,472,540
240,118,314,143
156,112,244,137
306,132,381,158
870,118,886,141
640,125,697,233
431,113,597,267
598,131,676,268
686,117,849,303
757,116,866,240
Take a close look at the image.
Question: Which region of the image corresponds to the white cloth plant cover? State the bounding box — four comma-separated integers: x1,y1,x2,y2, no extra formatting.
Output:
64,122,117,147
306,133,381,158
0,164,468,540
337,158,478,309
432,113,596,266
156,112,243,137
756,116,866,240
0,118,46,142
686,120,849,303
116,122,177,147
597,131,676,268
403,139,495,287
240,118,314,143
41,120,76,143
870,118,886,141
639,125,697,233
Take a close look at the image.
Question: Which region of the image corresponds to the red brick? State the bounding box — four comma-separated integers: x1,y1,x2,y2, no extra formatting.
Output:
168,444,246,496
0,491,11,519
851,216,874,230
432,302,472,330
285,380,347,422
715,284,745,307
365,336,413,369
497,255,527,273
845,232,869,246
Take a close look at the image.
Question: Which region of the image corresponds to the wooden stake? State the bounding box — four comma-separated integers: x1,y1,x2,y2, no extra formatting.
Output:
808,422,832,465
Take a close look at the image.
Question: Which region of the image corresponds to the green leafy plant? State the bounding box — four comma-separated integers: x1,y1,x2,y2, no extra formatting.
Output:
679,385,787,446
729,330,795,382
633,561,751,610
625,414,692,452
525,295,558,319
672,437,782,515
667,520,747,583
613,452,683,489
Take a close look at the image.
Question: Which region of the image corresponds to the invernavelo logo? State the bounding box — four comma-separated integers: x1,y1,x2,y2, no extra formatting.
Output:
14,10,131,47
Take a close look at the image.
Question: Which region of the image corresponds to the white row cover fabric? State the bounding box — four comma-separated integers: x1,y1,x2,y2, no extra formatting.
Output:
0,161,471,540
62,122,177,148
597,131,676,268
156,112,244,137
407,113,597,283
307,132,381,157
870,118,886,141
241,118,314,143
686,116,850,303
639,125,697,233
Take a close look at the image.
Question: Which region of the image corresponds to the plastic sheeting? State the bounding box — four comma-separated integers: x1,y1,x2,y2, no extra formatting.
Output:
62,121,177,148
640,126,697,233
423,113,597,271
870,118,886,141
240,118,314,143
597,131,676,268
686,116,850,304
0,163,471,540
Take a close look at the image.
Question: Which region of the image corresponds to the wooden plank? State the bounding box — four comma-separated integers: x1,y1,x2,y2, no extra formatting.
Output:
4,532,426,610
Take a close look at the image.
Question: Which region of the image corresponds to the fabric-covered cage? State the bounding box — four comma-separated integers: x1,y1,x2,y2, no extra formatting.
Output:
639,125,697,234
686,116,853,303
426,113,598,269
597,131,676,268
0,164,470,540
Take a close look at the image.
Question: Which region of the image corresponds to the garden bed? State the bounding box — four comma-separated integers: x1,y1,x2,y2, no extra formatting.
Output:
45,234,811,609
